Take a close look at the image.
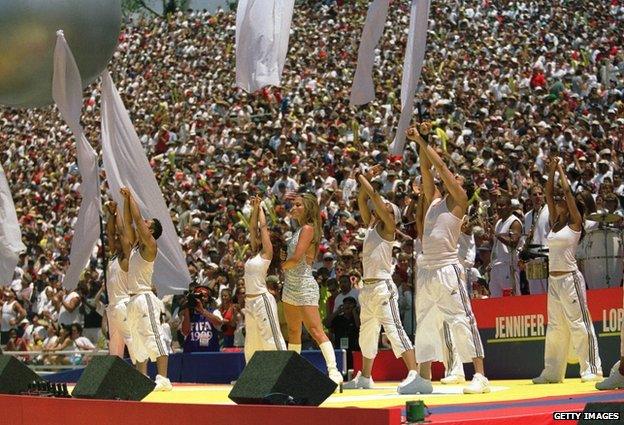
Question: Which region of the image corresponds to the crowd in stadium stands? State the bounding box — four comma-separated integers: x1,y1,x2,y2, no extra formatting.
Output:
0,0,622,359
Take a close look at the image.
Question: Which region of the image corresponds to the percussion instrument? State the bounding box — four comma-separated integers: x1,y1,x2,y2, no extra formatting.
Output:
577,227,624,289
526,258,549,280
587,213,622,224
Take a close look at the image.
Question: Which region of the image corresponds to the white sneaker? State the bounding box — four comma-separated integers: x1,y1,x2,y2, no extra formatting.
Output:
532,374,561,384
328,367,344,385
463,373,490,394
342,371,373,389
580,372,603,383
440,374,466,385
596,363,624,390
397,370,433,394
154,374,173,392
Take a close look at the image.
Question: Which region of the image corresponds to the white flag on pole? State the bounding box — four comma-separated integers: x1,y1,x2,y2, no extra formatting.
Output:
349,0,390,106
235,0,295,93
100,71,191,295
389,0,431,155
349,0,431,153
52,31,101,290
0,164,26,285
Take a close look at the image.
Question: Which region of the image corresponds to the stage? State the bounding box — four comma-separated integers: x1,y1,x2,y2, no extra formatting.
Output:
2,379,623,425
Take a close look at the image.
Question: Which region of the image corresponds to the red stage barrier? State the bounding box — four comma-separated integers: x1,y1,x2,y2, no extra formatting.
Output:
0,394,400,425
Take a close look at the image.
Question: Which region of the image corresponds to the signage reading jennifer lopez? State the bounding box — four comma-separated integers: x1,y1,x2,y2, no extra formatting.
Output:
494,314,546,340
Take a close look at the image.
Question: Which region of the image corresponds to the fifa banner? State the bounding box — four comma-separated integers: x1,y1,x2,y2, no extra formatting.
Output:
472,287,623,378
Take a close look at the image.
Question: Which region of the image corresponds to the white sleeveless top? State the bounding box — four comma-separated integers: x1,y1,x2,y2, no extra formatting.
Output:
128,247,155,294
362,225,394,279
492,214,521,266
419,197,463,268
1,301,16,332
244,253,271,295
58,292,83,326
547,225,581,272
107,257,130,305
458,232,476,269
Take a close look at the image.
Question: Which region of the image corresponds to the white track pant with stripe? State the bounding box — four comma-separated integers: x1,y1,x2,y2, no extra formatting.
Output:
244,293,286,362
126,292,169,364
442,321,465,378
106,300,132,358
358,280,413,359
540,271,602,380
415,264,484,363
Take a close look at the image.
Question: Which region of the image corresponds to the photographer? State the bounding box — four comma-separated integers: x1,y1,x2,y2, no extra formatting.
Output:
323,296,360,369
180,286,224,353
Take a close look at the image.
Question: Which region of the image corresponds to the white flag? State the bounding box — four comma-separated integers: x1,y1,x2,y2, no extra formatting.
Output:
389,0,431,155
52,31,101,290
0,164,26,285
235,0,295,93
100,71,191,295
349,0,390,106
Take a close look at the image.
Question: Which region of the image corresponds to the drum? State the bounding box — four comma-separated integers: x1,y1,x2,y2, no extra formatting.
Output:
526,258,549,280
577,228,624,289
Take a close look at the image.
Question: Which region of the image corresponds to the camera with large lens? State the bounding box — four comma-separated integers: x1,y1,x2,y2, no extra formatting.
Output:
186,291,198,309
186,285,212,310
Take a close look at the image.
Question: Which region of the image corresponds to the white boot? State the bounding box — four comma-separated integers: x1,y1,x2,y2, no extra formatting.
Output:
319,341,343,384
154,374,173,392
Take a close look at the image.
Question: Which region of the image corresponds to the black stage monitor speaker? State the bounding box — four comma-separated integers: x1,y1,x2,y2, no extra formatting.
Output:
0,355,44,394
229,351,337,406
579,402,624,425
72,355,155,400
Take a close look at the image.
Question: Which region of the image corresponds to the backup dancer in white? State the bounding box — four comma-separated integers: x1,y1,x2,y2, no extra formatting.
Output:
282,193,343,385
596,289,624,389
533,158,602,384
343,165,432,394
440,216,477,385
490,194,523,297
104,201,132,359
243,196,286,362
121,187,172,391
412,181,464,385
407,123,489,394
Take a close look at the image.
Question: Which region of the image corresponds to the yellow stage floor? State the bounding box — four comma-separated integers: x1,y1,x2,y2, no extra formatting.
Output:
139,379,605,409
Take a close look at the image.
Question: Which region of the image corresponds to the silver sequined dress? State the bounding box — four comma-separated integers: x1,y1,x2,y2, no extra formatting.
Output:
282,228,320,306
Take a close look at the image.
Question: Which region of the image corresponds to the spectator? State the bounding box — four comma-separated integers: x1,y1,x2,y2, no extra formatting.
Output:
333,275,360,313
181,286,223,353
218,288,237,348
5,328,29,362
57,282,88,328
323,296,360,368
1,289,27,345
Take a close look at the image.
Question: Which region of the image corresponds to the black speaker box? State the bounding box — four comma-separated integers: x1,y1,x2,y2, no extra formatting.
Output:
72,355,155,400
229,351,337,406
0,355,44,394
579,402,624,425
